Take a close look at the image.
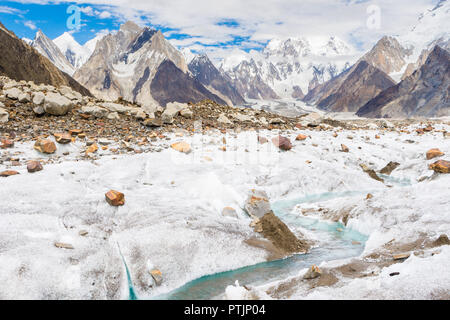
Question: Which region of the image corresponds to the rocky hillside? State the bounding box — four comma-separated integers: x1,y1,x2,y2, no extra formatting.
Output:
0,22,91,97
188,54,245,106
356,45,450,118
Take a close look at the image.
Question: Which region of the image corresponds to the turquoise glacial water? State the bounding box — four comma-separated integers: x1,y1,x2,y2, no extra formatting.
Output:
146,190,369,300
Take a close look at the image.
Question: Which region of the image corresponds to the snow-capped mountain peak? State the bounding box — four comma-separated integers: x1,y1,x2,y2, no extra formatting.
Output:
53,32,92,70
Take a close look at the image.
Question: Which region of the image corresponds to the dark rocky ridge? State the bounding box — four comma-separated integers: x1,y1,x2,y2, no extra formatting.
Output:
357,45,450,118
0,22,91,97
188,54,245,106
150,59,227,107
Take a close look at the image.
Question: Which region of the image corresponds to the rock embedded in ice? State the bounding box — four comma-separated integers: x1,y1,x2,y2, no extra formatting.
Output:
393,253,410,260
54,242,74,250
85,143,98,155
340,144,349,152
272,135,292,151
222,207,238,218
379,161,400,175
170,141,191,153
426,148,444,160
303,265,322,279
360,163,384,182
27,160,43,173
244,190,272,219
150,269,163,286
296,134,307,141
429,160,450,173
34,139,56,154
105,190,125,206
0,170,19,177
257,136,268,144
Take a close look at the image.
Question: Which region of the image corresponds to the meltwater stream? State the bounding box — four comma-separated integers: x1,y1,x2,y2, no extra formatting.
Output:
141,190,371,300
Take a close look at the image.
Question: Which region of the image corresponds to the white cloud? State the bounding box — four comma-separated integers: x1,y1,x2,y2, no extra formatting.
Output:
6,0,438,60
98,10,111,19
24,20,37,30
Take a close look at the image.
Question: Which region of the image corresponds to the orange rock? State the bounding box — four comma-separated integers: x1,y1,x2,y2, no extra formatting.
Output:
105,190,125,206
340,144,349,152
34,139,56,154
69,129,83,136
0,170,19,177
0,139,14,149
86,143,98,155
296,134,307,141
101,146,108,151
54,133,72,144
426,148,444,160
375,135,380,139
429,160,450,173
171,141,191,153
333,132,338,138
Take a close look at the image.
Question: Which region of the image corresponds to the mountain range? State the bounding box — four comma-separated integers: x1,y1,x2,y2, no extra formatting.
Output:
1,0,448,118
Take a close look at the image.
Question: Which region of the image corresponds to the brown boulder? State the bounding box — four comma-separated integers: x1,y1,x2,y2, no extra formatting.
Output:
27,160,43,173
272,135,292,151
429,160,450,173
105,190,125,206
0,139,14,149
296,134,307,141
0,170,19,177
340,144,349,152
86,143,98,155
380,161,400,175
54,133,72,144
34,139,56,154
426,148,444,160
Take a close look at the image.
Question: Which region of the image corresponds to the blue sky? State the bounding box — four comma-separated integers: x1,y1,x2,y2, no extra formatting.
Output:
0,0,440,62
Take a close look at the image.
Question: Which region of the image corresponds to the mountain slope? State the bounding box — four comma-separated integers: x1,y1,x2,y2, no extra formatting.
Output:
54,32,96,70
356,45,450,118
0,21,91,96
222,36,358,100
31,30,75,75
74,21,226,108
188,54,245,106
151,59,226,107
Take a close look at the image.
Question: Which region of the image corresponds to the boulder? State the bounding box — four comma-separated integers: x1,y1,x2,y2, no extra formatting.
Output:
296,134,307,141
272,135,292,151
54,133,72,144
4,88,21,100
44,92,73,116
426,148,444,160
429,160,450,174
257,136,268,144
27,160,43,173
244,190,271,219
180,108,193,119
105,190,125,206
0,170,19,177
107,112,120,120
0,139,14,149
54,242,74,250
86,143,98,155
379,161,400,175
217,113,232,125
33,105,45,115
143,118,163,127
80,105,109,118
18,92,30,103
171,141,191,153
0,107,8,123
34,139,56,154
100,102,130,113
